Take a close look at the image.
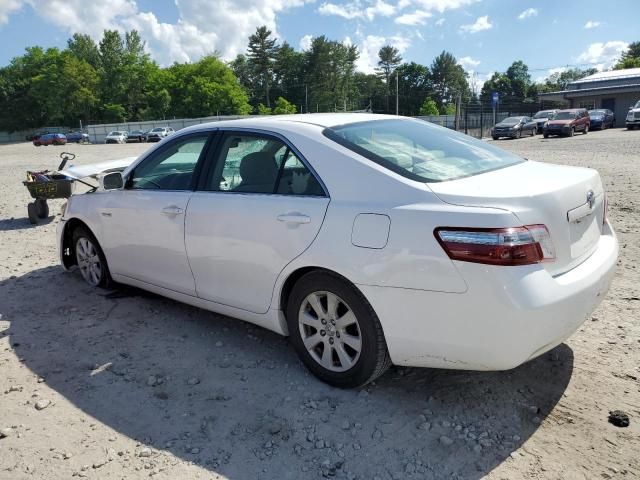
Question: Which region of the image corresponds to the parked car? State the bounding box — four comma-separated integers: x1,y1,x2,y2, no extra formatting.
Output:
66,131,90,143
543,109,590,137
532,109,558,133
33,133,66,146
105,131,128,144
26,131,50,141
588,109,615,130
626,100,640,129
57,114,618,387
491,116,537,140
127,130,147,143
146,127,175,142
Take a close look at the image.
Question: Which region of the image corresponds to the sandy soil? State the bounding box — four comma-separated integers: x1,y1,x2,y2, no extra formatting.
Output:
0,129,638,480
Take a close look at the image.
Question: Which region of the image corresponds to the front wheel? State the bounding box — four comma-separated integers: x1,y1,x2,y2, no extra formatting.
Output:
286,271,391,388
568,128,574,137
72,226,113,288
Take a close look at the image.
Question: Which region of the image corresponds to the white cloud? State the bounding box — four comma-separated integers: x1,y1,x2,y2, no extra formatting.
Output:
317,0,398,21
412,0,478,13
299,34,313,51
584,20,600,29
395,10,431,25
577,41,628,69
435,17,445,26
460,15,492,33
0,0,23,25
458,55,480,70
1,0,311,65
517,8,537,20
534,66,567,83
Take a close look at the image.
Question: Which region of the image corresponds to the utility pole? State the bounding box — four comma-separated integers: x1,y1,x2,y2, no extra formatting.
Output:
395,71,399,115
305,84,308,113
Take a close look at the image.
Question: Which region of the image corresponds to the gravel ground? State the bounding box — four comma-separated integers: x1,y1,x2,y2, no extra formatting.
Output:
0,129,639,480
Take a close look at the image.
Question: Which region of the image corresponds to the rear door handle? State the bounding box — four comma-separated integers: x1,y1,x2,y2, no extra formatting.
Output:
161,206,184,216
277,213,311,224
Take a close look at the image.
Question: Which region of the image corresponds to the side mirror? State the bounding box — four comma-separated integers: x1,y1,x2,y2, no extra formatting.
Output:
101,172,124,190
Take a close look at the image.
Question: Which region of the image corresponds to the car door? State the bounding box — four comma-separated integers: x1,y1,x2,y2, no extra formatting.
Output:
99,132,213,295
185,130,330,314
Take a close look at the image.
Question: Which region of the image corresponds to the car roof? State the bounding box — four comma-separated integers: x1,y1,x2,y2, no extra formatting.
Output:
185,113,401,133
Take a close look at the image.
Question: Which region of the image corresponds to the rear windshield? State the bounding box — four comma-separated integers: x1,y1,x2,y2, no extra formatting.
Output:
324,118,525,183
533,110,554,118
554,112,577,120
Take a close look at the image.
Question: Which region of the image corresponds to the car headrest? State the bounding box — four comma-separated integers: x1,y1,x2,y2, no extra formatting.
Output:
239,151,278,185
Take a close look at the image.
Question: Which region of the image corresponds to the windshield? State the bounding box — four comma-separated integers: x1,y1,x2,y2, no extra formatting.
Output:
151,128,164,132
533,110,554,119
554,112,576,120
325,119,525,183
108,131,120,136
500,117,522,124
589,110,606,115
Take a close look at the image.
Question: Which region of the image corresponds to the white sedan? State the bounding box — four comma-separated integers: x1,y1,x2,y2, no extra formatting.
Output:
104,131,128,144
57,114,618,388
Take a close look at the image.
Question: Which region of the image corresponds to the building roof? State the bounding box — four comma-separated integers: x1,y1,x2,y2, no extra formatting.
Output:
569,68,640,85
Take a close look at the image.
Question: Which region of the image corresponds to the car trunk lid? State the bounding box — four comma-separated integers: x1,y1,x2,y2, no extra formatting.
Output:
428,160,605,276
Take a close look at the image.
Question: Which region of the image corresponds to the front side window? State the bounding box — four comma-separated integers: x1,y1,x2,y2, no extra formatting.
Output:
206,133,324,196
324,118,524,183
129,134,208,190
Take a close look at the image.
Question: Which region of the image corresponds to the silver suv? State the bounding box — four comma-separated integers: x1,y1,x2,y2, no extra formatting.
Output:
146,127,175,142
626,100,640,130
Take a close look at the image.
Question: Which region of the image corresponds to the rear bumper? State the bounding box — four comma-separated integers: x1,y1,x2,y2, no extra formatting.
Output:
360,221,618,370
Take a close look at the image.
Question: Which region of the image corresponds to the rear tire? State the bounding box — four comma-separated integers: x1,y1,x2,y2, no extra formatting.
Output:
72,226,113,289
27,202,38,224
286,271,391,388
35,198,49,218
492,136,498,140
543,133,549,138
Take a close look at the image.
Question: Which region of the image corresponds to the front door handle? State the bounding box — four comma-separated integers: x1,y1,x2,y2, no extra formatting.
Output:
277,213,311,224
161,206,184,216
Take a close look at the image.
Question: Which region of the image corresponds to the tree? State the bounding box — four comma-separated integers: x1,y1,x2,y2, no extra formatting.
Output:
103,103,127,123
419,97,439,115
376,45,402,113
67,33,101,69
273,96,297,114
614,41,640,70
98,30,126,108
505,60,531,102
396,62,432,115
538,67,598,92
273,42,305,109
430,51,469,111
247,26,279,107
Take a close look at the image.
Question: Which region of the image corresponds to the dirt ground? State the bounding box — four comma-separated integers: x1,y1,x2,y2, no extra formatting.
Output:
0,128,638,480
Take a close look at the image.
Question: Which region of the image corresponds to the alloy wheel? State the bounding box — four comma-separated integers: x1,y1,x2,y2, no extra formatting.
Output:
298,291,362,372
75,237,103,286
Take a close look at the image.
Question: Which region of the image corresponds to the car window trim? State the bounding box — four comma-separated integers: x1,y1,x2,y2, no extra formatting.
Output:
125,131,216,192
197,127,329,198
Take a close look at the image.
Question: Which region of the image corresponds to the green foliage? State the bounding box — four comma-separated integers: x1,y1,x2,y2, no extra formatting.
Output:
103,103,127,123
537,67,598,93
273,96,297,114
419,97,439,116
247,26,279,107
430,51,469,111
257,103,271,115
614,41,640,70
441,103,457,115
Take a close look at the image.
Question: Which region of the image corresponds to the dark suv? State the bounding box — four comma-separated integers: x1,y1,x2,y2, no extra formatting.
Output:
543,108,590,137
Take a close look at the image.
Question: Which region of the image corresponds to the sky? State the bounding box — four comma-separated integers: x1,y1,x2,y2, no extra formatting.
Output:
0,0,638,86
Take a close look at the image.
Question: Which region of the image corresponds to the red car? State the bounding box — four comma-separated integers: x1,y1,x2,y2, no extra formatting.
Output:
543,108,590,137
33,133,67,146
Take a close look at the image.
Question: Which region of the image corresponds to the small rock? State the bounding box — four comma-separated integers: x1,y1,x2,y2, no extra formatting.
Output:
190,447,200,454
147,376,157,387
441,420,451,428
92,460,106,469
268,423,282,435
138,448,152,458
341,420,350,430
35,399,51,410
439,436,454,446
372,429,383,440
187,377,200,386
0,427,14,438
608,410,630,428
215,341,223,347
63,452,72,460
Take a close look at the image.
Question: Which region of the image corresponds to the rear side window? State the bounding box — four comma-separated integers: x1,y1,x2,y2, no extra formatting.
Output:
324,118,524,183
204,133,325,196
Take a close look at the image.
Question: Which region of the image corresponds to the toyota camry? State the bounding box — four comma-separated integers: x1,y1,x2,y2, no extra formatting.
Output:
57,114,618,388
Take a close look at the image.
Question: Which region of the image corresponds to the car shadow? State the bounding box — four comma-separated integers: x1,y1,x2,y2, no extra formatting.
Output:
0,215,55,231
1,267,574,479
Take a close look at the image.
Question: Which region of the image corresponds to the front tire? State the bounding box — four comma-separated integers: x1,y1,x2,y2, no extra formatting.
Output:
72,226,113,289
568,127,574,137
286,271,391,388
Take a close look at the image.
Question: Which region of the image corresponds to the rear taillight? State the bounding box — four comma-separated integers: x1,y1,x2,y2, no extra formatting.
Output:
435,225,555,266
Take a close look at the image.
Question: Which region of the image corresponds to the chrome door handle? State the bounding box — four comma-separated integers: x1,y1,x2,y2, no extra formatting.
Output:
161,206,184,216
101,212,112,217
277,213,311,224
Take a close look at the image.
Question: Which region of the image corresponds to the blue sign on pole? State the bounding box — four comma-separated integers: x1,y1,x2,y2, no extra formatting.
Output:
491,91,499,108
